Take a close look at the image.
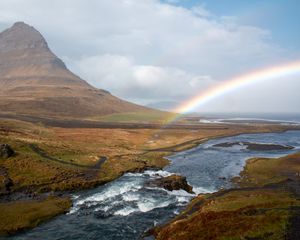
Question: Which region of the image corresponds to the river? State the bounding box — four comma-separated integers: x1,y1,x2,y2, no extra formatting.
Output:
7,130,300,240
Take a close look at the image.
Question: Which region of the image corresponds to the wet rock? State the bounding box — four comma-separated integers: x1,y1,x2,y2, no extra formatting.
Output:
146,175,194,194
0,144,15,159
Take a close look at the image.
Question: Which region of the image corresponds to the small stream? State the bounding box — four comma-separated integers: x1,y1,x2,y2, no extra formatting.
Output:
7,130,300,240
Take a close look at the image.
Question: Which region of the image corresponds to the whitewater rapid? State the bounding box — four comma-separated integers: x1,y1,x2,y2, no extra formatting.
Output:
8,130,300,240
69,170,197,218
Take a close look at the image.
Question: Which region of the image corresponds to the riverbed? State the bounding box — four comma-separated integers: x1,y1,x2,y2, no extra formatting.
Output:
7,130,300,240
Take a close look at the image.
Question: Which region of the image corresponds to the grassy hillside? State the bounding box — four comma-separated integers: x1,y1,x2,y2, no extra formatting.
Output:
91,111,179,123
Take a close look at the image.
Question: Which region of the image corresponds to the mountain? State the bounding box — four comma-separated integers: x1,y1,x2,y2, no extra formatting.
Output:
0,22,150,119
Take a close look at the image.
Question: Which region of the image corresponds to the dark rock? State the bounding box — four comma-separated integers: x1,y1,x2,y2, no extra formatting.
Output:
146,175,194,194
0,144,15,159
3,177,13,191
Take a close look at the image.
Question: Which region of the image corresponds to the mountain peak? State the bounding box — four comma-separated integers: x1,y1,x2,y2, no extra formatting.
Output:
0,21,68,72
0,21,49,53
12,21,31,28
0,22,149,118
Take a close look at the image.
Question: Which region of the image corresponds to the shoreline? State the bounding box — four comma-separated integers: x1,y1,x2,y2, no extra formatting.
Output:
1,122,300,237
148,127,300,154
150,131,300,240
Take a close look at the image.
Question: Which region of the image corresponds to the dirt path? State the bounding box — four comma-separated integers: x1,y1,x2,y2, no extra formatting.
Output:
84,156,107,180
29,144,93,168
29,144,107,174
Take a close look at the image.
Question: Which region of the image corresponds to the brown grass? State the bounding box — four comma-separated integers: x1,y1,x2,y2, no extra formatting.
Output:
0,196,72,236
0,118,298,235
154,189,300,240
236,152,300,187
0,118,296,193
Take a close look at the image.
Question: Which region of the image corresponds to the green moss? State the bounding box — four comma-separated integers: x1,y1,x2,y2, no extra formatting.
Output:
0,196,72,236
140,151,170,168
155,189,299,240
238,152,300,187
202,189,299,213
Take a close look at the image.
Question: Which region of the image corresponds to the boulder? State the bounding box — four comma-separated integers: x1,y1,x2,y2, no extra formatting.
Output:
146,174,194,194
0,144,15,159
3,177,13,191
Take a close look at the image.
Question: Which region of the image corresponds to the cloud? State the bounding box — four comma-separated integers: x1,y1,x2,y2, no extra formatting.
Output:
202,75,300,113
0,0,298,112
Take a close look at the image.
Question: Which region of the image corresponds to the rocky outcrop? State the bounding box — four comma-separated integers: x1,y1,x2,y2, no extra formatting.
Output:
146,175,194,194
0,144,14,159
0,166,13,193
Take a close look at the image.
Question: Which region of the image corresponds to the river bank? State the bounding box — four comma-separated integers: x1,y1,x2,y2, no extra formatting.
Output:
151,131,300,240
1,118,300,237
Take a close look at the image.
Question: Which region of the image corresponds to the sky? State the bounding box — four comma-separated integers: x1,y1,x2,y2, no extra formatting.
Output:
0,0,299,113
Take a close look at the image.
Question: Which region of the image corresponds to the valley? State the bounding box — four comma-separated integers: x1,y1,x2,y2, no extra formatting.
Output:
0,115,299,236
0,20,299,240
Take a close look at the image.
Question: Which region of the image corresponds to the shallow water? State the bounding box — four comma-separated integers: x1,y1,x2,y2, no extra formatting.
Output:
6,130,300,240
167,130,300,191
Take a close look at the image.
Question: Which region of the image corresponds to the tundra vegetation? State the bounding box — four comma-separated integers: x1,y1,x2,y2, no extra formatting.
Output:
151,152,300,240
0,117,299,236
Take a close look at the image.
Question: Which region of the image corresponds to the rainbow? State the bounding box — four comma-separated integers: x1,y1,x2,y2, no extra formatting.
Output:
174,61,300,114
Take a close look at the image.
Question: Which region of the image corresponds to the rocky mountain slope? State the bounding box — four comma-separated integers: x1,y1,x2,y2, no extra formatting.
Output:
0,22,149,118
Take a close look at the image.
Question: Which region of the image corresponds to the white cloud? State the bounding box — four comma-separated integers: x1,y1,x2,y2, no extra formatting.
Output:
0,0,298,112
201,75,300,113
73,54,214,103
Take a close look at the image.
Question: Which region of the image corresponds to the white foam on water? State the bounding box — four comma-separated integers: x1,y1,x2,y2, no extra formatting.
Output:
167,189,195,197
72,194,80,200
68,206,79,215
114,207,137,216
122,192,140,202
173,210,180,215
95,205,112,213
163,189,194,204
193,186,215,194
114,193,179,216
76,181,142,206
94,199,124,212
125,172,144,177
144,170,173,178
137,199,174,213
175,196,190,203
144,186,168,192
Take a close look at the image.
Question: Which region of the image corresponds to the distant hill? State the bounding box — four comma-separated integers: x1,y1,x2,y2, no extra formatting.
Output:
0,22,152,119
